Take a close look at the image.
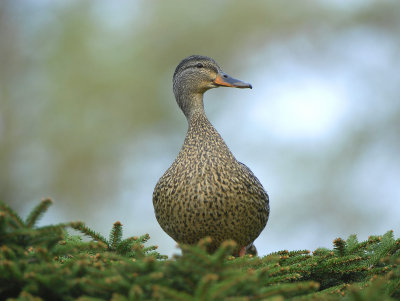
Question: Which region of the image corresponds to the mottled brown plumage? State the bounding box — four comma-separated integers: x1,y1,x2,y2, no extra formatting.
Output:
153,55,269,254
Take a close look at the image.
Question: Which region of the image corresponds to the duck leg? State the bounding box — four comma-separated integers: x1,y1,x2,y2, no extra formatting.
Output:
239,246,246,257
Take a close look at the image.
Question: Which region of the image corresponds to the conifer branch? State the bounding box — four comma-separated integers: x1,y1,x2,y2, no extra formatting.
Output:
211,240,237,265
333,237,347,256
0,202,25,229
194,273,219,299
25,198,53,228
70,222,108,245
1,200,399,300
0,211,7,236
154,285,192,301
137,233,150,244
109,221,123,250
207,274,253,300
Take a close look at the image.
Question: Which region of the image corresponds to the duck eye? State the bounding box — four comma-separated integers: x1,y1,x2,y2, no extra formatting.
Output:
196,63,204,68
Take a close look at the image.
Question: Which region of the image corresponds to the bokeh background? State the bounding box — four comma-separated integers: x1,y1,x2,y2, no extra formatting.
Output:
1,0,399,257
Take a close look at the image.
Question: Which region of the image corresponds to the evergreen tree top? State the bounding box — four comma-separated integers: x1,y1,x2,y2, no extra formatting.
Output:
1,199,399,300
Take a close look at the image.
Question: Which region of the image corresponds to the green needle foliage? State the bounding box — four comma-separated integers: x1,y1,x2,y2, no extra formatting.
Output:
1,200,399,300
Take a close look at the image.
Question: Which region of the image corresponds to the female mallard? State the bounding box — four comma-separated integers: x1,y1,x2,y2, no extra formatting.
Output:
153,55,269,256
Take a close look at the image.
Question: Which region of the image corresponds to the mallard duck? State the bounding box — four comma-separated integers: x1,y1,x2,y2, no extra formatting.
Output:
153,55,269,256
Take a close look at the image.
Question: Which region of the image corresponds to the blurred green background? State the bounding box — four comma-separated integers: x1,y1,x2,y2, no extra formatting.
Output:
1,0,399,256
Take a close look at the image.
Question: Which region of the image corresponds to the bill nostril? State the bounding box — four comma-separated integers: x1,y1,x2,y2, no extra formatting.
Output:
223,74,228,78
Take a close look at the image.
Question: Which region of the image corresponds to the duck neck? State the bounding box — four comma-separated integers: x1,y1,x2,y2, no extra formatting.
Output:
176,91,232,156
175,91,207,122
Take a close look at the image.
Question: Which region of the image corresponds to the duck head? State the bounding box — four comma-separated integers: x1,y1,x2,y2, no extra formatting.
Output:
173,55,252,118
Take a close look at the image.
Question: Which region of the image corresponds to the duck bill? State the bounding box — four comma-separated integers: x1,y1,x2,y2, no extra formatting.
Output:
214,72,252,89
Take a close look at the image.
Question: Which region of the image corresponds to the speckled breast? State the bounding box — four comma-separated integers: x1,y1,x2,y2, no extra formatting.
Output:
153,154,269,251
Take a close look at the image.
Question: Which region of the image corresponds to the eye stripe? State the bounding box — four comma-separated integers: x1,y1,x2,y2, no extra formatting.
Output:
175,62,217,75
